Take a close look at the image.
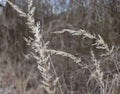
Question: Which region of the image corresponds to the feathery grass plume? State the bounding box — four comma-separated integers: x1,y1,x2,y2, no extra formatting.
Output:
53,29,96,39
7,0,58,94
53,29,114,56
24,1,58,94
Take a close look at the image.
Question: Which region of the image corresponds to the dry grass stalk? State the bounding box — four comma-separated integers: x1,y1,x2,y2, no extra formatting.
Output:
7,0,26,17
7,0,57,94
87,50,105,94
44,49,81,64
53,29,114,56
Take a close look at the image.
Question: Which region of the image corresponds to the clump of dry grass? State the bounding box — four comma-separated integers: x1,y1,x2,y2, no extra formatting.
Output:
7,0,81,94
6,0,120,94
53,29,120,94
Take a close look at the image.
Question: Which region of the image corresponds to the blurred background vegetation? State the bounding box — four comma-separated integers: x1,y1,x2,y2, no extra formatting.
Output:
0,0,120,94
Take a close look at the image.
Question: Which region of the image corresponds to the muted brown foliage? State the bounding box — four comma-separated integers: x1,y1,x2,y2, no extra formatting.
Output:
0,0,120,94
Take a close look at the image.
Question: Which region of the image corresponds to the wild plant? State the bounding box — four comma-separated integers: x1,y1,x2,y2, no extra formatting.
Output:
7,0,120,94
7,0,81,94
53,29,120,94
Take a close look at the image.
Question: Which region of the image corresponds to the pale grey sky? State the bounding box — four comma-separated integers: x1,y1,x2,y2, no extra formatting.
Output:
0,0,7,7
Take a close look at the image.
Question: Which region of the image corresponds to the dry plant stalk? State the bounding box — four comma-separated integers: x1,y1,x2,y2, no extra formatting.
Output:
25,1,57,93
7,0,57,93
44,49,81,64
7,0,26,17
53,29,114,56
87,50,105,94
